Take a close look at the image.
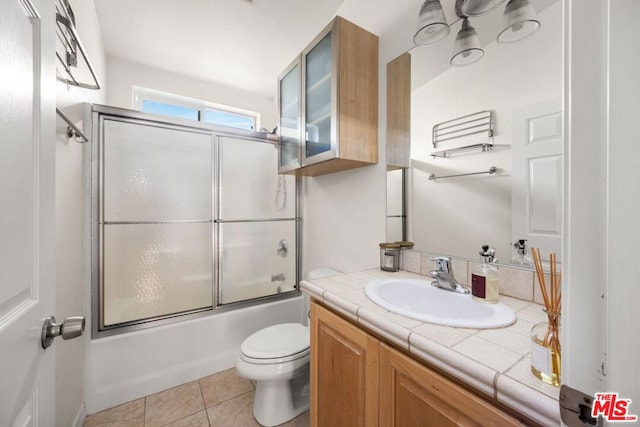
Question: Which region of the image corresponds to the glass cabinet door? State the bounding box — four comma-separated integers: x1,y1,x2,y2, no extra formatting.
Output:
303,27,335,164
278,58,301,172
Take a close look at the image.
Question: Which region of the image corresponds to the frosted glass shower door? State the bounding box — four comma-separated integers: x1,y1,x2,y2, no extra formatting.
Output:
218,222,296,304
101,118,213,326
217,136,297,305
218,137,295,220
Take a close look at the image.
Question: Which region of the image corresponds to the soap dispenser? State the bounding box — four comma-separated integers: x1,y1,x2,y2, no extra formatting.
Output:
471,245,499,303
512,239,533,266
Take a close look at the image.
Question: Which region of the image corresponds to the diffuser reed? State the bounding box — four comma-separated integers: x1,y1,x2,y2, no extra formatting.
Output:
530,247,561,386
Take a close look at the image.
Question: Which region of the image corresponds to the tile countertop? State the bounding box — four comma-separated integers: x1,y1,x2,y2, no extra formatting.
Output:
300,269,561,426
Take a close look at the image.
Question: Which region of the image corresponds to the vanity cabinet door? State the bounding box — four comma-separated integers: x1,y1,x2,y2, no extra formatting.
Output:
379,343,521,427
310,302,379,427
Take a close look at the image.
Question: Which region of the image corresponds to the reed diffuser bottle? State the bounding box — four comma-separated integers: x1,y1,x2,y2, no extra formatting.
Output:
530,248,562,386
530,311,561,386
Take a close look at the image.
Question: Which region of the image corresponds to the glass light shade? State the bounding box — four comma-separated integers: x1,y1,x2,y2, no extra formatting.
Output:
414,0,450,46
450,19,484,66
457,0,507,16
497,0,541,43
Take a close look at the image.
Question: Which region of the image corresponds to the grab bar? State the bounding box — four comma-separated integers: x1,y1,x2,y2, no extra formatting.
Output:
428,166,497,181
56,107,88,143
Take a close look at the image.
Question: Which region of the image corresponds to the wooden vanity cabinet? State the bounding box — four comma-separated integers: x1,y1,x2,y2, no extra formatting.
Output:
310,301,524,427
379,343,520,426
310,302,379,427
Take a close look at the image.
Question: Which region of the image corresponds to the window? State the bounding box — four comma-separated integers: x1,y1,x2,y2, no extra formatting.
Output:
203,108,255,130
142,100,199,121
133,86,260,131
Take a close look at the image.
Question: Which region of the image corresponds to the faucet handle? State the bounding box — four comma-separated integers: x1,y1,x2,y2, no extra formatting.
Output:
430,256,451,272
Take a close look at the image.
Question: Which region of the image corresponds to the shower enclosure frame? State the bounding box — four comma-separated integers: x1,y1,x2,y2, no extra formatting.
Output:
88,104,302,338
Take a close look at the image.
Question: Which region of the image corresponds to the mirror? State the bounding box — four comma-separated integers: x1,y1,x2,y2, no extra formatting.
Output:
387,0,562,267
386,168,406,242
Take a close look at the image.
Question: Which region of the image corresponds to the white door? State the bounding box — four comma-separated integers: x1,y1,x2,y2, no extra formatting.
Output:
0,0,57,424
511,98,563,261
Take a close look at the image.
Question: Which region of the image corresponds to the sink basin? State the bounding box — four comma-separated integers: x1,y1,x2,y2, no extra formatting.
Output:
364,278,516,329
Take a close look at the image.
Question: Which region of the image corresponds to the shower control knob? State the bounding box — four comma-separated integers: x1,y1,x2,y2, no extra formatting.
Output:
277,239,288,257
41,315,86,349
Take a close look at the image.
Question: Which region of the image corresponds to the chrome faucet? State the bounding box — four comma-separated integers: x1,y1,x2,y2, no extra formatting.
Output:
429,256,470,294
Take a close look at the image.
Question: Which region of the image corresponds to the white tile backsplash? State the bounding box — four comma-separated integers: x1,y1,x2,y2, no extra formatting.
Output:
533,272,553,305
402,250,538,303
400,250,421,273
451,258,468,287
498,266,534,300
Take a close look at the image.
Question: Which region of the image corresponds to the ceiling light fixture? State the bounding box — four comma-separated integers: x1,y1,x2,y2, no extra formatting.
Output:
414,0,450,46
497,0,541,43
412,0,541,67
456,0,507,17
450,18,484,66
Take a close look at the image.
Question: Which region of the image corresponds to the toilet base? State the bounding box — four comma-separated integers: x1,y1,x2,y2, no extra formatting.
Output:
252,367,309,426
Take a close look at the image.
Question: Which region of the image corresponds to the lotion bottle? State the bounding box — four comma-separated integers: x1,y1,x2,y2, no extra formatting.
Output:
471,245,499,303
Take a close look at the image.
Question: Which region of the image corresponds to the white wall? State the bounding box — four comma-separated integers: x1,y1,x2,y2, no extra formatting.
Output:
54,1,106,426
409,2,562,261
105,56,277,130
301,166,387,275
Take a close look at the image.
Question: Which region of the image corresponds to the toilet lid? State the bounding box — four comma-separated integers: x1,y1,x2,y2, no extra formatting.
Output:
241,323,310,359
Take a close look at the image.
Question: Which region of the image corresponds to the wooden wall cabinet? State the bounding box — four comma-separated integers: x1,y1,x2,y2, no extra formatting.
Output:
310,301,523,427
278,16,379,177
386,52,411,170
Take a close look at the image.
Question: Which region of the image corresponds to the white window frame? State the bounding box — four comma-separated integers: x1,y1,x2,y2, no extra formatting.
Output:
132,86,261,130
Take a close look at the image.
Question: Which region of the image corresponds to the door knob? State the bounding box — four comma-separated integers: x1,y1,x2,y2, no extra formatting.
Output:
41,315,85,349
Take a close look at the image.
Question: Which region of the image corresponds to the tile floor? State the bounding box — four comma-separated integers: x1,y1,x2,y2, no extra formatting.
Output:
83,368,309,427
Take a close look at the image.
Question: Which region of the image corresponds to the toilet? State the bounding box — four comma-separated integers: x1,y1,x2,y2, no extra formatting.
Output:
235,268,340,426
236,323,310,426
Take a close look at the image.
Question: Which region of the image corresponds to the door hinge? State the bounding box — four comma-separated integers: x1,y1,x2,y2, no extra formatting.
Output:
559,385,601,426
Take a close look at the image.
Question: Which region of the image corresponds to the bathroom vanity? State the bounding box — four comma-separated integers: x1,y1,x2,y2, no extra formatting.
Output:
302,270,561,426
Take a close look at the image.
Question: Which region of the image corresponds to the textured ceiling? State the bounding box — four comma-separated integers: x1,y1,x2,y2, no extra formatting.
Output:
94,0,345,97
94,0,559,99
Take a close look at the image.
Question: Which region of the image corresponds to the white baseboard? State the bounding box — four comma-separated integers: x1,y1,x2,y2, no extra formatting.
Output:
72,402,87,427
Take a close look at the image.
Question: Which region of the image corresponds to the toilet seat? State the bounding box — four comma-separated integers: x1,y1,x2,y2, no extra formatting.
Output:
240,323,310,365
